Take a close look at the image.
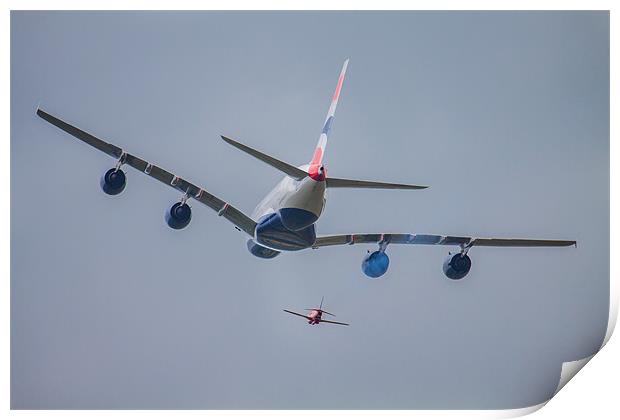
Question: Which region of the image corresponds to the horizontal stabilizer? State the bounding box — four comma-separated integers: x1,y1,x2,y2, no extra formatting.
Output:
221,136,307,180
305,309,336,316
326,177,427,190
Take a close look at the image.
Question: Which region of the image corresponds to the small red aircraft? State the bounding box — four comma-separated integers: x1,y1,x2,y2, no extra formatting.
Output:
284,297,349,326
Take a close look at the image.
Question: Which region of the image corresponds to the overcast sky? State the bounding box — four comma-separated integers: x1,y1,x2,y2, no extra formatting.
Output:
11,11,609,409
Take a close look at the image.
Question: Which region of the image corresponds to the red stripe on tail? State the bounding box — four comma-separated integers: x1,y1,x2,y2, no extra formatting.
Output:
332,74,345,101
310,147,323,166
308,147,325,181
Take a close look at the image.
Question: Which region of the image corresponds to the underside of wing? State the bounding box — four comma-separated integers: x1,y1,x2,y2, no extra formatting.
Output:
319,319,350,326
37,108,257,236
312,233,576,249
283,310,310,320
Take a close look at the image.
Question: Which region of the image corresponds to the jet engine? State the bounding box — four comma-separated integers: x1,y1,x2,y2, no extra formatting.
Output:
165,202,192,229
362,250,390,278
246,239,281,259
442,253,472,280
100,168,126,195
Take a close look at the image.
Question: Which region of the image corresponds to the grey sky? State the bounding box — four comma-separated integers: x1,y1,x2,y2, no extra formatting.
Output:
11,11,609,409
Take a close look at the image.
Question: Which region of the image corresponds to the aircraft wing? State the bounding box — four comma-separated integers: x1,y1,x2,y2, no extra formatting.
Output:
36,108,257,236
283,310,311,320
312,233,576,249
319,319,350,326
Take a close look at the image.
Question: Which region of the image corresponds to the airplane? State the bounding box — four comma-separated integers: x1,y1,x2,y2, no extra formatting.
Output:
36,59,576,280
284,297,349,326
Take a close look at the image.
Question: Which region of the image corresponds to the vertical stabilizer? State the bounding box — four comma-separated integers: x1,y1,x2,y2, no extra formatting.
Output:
308,59,349,180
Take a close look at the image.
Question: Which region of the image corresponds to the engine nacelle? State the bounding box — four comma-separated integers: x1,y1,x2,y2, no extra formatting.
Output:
165,202,192,229
362,251,390,278
100,168,126,195
246,240,281,259
443,253,472,280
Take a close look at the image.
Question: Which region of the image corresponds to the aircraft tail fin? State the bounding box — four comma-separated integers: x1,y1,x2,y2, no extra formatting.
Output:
221,60,349,182
308,59,349,180
220,135,307,180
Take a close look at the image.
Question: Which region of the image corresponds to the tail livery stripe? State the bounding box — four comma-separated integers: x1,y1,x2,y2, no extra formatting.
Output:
310,147,323,166
322,116,334,135
315,133,327,154
333,73,345,101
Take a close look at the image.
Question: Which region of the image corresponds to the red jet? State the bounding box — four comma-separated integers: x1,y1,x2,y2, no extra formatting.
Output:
284,297,349,326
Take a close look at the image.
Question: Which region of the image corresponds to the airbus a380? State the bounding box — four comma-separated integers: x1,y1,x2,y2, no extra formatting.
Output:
36,59,576,280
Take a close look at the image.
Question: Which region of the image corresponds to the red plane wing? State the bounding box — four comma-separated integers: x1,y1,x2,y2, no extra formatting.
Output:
283,310,311,320
319,319,349,326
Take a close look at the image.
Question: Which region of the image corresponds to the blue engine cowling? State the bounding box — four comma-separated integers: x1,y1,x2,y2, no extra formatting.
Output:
278,208,318,231
362,251,390,278
443,253,472,280
255,212,316,251
246,240,281,259
165,202,192,229
100,168,126,195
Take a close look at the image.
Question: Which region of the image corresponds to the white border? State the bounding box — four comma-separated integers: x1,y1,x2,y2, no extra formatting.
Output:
4,1,616,418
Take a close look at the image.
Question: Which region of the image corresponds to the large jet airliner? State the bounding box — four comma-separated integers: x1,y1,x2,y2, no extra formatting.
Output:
36,59,576,280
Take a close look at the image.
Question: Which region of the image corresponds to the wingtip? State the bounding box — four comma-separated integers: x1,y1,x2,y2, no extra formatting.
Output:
396,183,428,190
220,135,234,144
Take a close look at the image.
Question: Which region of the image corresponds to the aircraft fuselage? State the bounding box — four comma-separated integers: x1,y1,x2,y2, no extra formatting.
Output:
307,310,322,324
251,165,327,252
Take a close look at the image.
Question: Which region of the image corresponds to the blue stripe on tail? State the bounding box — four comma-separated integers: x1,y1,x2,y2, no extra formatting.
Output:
322,116,334,135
